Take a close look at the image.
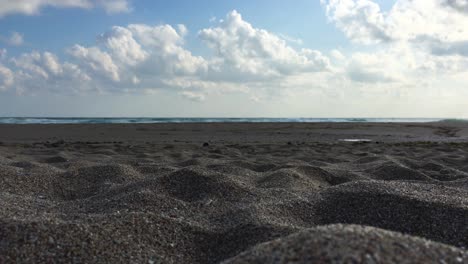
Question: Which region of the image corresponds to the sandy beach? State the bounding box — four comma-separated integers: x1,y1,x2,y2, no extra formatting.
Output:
0,122,467,263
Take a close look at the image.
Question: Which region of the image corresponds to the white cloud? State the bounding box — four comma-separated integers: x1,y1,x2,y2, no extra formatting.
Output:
330,49,345,60
162,78,249,94
177,24,188,37
1,6,468,113
42,52,63,75
98,26,148,66
180,91,206,101
322,0,468,47
0,0,130,17
0,64,13,91
0,10,335,97
199,10,331,80
126,23,207,75
321,0,468,90
68,45,120,82
2,23,202,96
322,0,391,44
0,32,24,46
8,51,92,94
128,24,184,48
0,49,6,60
8,32,24,46
11,52,50,79
98,0,131,14
347,52,402,83
277,33,304,45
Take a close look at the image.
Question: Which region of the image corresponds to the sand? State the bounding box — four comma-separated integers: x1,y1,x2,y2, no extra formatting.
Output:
0,122,467,263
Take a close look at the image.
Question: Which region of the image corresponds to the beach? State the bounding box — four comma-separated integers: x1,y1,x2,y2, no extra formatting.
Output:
0,122,467,263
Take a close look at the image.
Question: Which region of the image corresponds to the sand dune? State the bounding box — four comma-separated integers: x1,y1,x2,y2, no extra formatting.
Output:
223,225,467,264
317,181,468,247
0,123,467,263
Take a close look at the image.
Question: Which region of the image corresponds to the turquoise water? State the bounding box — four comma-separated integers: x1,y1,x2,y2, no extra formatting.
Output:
0,117,465,124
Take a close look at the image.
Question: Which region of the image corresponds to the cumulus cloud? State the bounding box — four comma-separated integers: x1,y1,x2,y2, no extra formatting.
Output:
5,23,207,95
68,45,120,82
8,51,92,94
10,51,66,81
126,23,207,76
11,52,51,79
199,10,331,80
322,0,391,44
98,26,148,66
0,10,337,97
321,0,468,90
0,0,131,17
2,6,467,106
322,0,468,46
42,52,63,75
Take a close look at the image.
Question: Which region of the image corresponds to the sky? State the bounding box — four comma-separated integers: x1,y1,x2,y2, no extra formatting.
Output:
0,0,467,117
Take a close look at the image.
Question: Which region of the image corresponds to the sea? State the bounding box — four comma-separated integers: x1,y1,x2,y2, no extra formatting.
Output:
0,117,466,124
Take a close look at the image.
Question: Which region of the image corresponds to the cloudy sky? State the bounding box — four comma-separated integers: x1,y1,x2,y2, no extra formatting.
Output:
0,0,467,117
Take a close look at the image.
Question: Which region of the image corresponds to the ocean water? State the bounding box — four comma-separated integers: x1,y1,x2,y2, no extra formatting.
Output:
0,117,465,124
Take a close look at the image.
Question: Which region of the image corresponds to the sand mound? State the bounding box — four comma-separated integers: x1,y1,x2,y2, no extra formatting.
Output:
0,164,57,196
365,161,434,181
9,161,40,169
206,164,259,179
418,161,468,181
204,223,296,263
223,224,467,264
79,186,192,215
354,156,382,164
257,168,326,190
43,155,68,163
133,164,178,175
0,213,214,264
54,164,143,200
316,181,468,247
321,167,368,183
0,192,59,220
228,160,279,173
157,167,254,202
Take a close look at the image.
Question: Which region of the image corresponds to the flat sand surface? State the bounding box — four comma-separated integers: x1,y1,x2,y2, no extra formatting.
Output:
1,121,468,143
0,122,467,263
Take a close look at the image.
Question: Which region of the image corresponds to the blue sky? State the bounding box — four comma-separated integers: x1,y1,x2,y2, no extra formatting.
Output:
1,1,345,56
0,0,467,117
